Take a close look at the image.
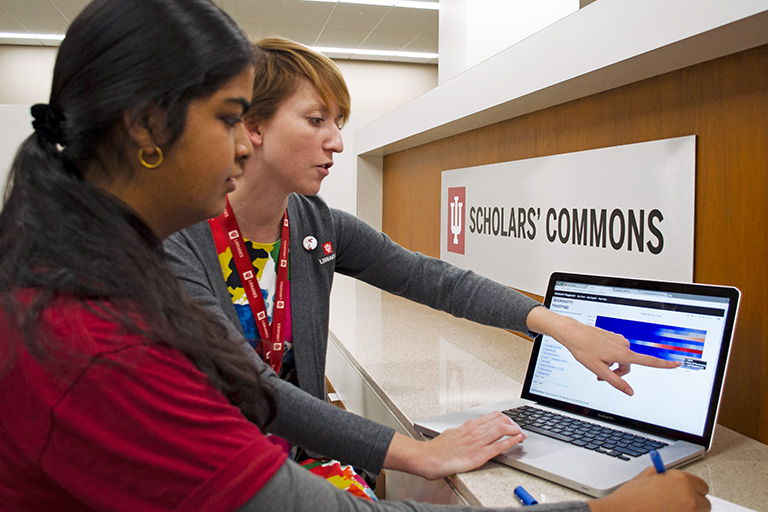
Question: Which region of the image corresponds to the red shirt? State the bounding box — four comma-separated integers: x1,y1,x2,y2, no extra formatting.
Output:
0,294,287,511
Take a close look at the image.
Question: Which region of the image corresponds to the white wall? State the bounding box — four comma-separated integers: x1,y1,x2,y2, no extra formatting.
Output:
0,45,58,105
0,45,437,117
438,0,579,84
335,60,437,118
0,105,32,196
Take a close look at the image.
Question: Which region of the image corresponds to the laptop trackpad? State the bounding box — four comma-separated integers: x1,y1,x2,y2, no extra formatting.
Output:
502,435,565,460
497,434,647,495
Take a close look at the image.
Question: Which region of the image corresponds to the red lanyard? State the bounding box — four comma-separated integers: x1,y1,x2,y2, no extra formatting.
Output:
209,197,289,373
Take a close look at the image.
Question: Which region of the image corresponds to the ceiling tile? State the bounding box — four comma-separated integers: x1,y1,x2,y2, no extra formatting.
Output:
213,0,239,13
0,12,26,32
325,3,390,31
225,0,280,24
48,0,90,18
421,18,439,35
12,12,69,34
1,0,60,14
273,0,334,27
401,31,438,53
376,7,437,33
236,22,274,41
361,30,415,51
315,27,371,48
267,24,323,46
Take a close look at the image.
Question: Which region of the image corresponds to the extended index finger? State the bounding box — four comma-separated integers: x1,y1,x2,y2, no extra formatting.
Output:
622,352,682,369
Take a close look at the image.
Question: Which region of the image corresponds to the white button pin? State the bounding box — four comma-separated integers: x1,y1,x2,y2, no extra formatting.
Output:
303,236,318,251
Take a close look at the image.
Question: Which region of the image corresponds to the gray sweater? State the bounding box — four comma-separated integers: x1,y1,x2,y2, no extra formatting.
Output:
238,459,591,511
164,193,542,475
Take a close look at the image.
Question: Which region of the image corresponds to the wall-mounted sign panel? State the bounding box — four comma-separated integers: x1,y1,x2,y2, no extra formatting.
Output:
440,136,695,297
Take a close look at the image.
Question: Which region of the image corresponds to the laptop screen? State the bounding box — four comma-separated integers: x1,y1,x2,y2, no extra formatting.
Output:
522,272,740,448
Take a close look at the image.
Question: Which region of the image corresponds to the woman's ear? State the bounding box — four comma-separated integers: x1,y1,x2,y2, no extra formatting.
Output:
246,122,263,147
124,103,168,151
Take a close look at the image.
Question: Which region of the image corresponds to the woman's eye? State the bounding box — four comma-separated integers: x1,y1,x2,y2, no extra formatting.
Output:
308,117,324,126
223,116,243,127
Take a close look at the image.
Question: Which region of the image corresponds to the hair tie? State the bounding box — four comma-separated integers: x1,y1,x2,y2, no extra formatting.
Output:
31,104,66,145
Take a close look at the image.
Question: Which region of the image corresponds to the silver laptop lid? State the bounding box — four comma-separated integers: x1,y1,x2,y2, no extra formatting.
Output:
522,272,740,450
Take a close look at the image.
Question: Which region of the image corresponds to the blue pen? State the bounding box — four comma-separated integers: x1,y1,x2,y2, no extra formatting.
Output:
514,485,539,506
649,449,666,473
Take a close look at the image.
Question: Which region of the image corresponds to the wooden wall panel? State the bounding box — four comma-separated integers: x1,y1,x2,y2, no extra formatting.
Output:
381,45,768,443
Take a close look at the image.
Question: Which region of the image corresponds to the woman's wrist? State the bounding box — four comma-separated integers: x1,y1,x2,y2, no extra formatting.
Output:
526,305,574,341
382,433,435,479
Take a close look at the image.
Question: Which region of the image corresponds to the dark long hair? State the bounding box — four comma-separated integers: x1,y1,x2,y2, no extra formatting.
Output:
0,0,276,429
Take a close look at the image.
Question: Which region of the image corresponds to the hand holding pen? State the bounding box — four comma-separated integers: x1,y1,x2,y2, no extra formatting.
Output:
587,451,709,512
514,452,664,508
513,451,708,511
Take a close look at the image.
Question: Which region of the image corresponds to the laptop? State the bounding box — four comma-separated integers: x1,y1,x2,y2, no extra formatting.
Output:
414,272,740,497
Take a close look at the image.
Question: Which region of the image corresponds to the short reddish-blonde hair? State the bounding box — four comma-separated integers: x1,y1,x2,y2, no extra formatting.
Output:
247,38,351,128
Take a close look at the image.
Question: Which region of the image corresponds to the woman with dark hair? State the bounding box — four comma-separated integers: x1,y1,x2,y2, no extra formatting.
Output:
0,1,709,510
0,0,278,508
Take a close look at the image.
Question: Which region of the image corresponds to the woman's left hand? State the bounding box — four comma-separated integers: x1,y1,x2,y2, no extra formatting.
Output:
383,411,525,480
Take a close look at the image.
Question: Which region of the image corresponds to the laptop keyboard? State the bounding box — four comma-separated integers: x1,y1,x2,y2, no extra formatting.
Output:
503,405,668,461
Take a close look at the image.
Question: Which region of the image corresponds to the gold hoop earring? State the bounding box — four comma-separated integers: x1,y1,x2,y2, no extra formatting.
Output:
138,146,163,169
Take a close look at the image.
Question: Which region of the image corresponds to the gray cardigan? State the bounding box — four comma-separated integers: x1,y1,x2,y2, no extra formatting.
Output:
164,194,542,474
240,458,590,511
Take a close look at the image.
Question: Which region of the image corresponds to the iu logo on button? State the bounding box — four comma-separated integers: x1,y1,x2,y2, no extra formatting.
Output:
447,186,465,255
